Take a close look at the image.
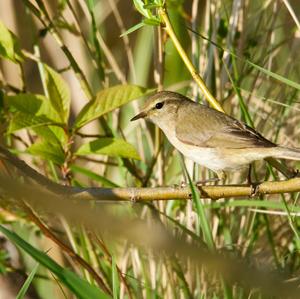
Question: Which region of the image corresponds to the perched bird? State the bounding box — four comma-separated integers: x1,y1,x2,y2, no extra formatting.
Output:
131,91,300,181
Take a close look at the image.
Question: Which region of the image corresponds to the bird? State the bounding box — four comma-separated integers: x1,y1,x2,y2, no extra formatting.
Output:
131,91,300,182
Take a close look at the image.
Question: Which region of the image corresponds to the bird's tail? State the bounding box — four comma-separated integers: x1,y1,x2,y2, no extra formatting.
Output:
274,146,300,161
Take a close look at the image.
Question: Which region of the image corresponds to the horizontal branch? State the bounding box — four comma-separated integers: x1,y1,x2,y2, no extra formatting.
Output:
1,170,299,299
0,146,299,202
75,178,300,201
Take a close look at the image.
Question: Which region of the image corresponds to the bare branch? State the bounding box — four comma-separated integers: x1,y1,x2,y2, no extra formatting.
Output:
0,146,300,203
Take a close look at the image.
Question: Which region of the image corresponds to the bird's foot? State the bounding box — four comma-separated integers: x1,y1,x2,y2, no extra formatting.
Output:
173,181,188,189
292,169,300,178
250,183,259,197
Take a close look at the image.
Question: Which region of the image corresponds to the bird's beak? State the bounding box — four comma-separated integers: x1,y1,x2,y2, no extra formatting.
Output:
130,111,147,121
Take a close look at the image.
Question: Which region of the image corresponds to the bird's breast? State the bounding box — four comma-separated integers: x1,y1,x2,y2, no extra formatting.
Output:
160,128,228,171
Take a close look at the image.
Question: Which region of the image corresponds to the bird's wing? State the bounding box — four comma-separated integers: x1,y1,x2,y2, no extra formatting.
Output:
175,101,275,149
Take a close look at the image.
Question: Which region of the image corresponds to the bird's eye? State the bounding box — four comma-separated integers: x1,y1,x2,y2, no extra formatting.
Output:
155,102,164,109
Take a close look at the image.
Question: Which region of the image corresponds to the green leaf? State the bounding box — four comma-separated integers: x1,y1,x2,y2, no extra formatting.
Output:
75,138,140,160
16,263,39,299
6,93,60,121
6,94,63,133
73,84,148,129
133,0,151,18
143,3,163,9
112,256,120,299
8,112,58,134
8,93,45,114
27,140,65,165
143,18,161,26
0,20,23,63
44,64,71,123
188,30,300,92
86,0,95,11
245,59,300,91
33,126,66,147
70,165,120,187
182,162,214,249
0,225,111,299
0,249,9,274
120,22,146,37
189,178,214,249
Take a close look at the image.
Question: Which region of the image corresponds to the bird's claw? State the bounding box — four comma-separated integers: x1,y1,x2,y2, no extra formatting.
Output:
250,183,259,197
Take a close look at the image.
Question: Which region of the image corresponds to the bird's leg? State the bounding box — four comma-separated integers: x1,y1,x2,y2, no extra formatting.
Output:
247,164,252,185
247,164,259,197
292,168,300,178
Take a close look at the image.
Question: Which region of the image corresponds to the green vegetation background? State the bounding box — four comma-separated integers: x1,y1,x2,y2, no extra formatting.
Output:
0,0,300,298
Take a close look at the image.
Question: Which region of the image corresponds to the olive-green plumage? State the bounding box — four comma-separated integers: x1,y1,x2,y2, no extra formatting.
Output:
131,91,300,178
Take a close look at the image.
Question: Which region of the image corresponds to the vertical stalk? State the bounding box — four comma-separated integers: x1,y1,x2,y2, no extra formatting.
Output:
158,7,224,113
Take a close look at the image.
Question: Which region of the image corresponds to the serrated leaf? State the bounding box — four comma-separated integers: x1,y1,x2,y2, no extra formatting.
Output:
8,93,44,114
75,138,140,160
33,126,66,146
0,20,23,63
27,140,65,165
6,93,61,122
8,112,57,133
6,94,63,133
44,64,71,123
73,84,148,129
0,225,111,299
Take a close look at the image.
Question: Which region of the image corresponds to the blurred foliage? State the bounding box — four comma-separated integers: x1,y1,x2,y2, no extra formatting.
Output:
0,0,300,298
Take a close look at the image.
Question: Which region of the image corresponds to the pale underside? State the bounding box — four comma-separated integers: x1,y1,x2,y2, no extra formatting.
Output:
166,133,278,172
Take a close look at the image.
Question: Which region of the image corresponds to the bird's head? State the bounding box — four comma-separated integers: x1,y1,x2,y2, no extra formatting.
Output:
130,91,185,125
